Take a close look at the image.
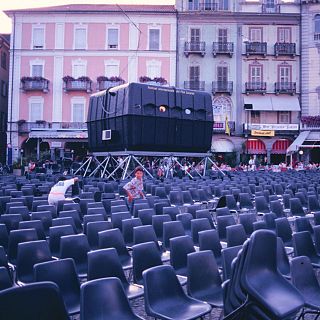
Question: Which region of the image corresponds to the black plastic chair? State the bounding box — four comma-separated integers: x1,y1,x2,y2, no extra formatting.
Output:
8,206,30,221
290,198,305,217
122,218,142,247
239,213,256,236
225,195,239,212
187,250,223,308
87,221,112,250
276,237,291,279
98,228,132,270
0,224,8,252
241,230,304,319
221,245,242,281
263,212,277,231
169,190,184,207
143,265,212,320
177,213,193,236
49,225,75,258
252,220,267,231
163,206,180,221
195,209,215,228
83,214,105,234
170,235,195,277
198,229,222,268
52,217,77,234
270,200,285,218
294,216,313,234
87,248,143,299
138,208,155,225
0,266,13,290
0,281,69,320
0,214,23,232
216,207,231,217
163,221,185,250
60,234,91,278
19,220,46,240
216,215,236,241
239,193,254,211
132,203,149,218
16,240,52,284
308,195,320,212
293,231,320,267
111,212,131,230
34,258,80,316
275,217,293,247
314,225,320,254
190,218,212,246
152,214,171,241
80,277,144,320
8,228,38,264
37,204,57,218
226,224,247,248
291,256,320,319
59,210,83,233
255,196,269,215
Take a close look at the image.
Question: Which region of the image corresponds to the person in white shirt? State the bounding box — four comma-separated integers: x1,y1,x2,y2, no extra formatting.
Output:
48,177,79,206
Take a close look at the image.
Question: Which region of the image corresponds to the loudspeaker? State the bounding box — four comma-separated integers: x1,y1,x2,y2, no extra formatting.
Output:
244,104,253,110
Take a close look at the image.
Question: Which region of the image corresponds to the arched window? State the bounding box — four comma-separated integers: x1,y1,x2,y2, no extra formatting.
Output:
315,15,320,34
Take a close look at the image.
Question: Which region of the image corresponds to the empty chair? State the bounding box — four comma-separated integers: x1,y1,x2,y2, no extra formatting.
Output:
0,282,69,320
169,190,183,207
263,212,277,231
87,207,107,219
87,221,112,250
0,214,22,232
49,225,75,258
275,184,284,196
111,212,131,230
132,203,149,218
221,245,242,281
216,207,231,217
308,195,320,212
143,265,212,320
154,201,171,216
275,217,293,247
63,202,81,215
270,200,285,218
16,240,52,283
87,248,143,299
296,192,307,208
122,218,142,247
59,210,82,233
291,256,320,317
187,250,223,308
177,213,193,236
155,187,168,199
170,235,195,277
163,221,185,250
185,204,202,219
277,237,290,279
0,266,13,290
225,195,239,212
283,193,291,211
31,211,52,235
290,198,305,217
255,196,269,215
32,200,49,212
138,208,155,225
253,220,267,231
239,213,256,236
226,224,247,247
0,224,8,252
216,215,236,241
152,214,171,241
293,231,320,267
295,216,313,234
163,206,180,221
80,278,144,320
37,204,57,218
198,229,222,268
60,234,91,278
190,218,212,246
52,217,77,233
314,225,320,254
239,193,254,211
99,228,132,269
8,228,38,264
83,214,105,234
34,258,80,316
8,206,30,221
19,220,46,240
195,209,214,228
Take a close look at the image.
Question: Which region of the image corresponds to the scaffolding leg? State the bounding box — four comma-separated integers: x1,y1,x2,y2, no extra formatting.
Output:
74,157,92,176
132,155,154,179
83,157,93,177
122,156,132,180
174,158,193,179
101,156,111,178
89,157,109,177
204,156,208,177
106,155,130,180
207,157,225,176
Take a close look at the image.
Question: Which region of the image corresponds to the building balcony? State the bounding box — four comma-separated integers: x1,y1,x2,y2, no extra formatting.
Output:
212,81,233,95
187,1,229,11
17,121,87,134
184,42,206,57
301,116,320,131
184,81,205,91
97,78,125,91
261,4,280,13
245,42,267,57
63,77,92,93
199,1,218,11
274,43,296,57
245,82,267,94
275,82,296,95
314,33,320,41
20,77,49,93
213,121,235,133
212,42,234,57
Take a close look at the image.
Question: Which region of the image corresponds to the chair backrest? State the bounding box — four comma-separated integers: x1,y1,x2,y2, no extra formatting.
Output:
80,277,141,320
191,218,212,245
221,245,242,281
290,198,305,217
293,231,318,259
239,193,253,210
0,224,8,251
313,225,320,254
19,220,46,240
98,228,129,258
48,225,75,257
308,195,320,212
239,213,256,236
187,250,221,298
216,207,230,217
52,217,77,233
83,214,105,234
152,214,171,240
176,213,193,233
87,248,127,283
0,266,12,290
133,225,158,247
34,258,80,314
111,212,131,230
255,196,269,214
198,229,222,263
275,217,292,246
170,235,195,276
87,221,112,250
37,205,57,218
162,206,179,221
195,209,215,228
59,210,82,233
263,213,277,230
270,200,284,218
132,241,163,285
216,215,236,241
163,221,185,250
276,237,290,278
169,190,183,206
0,281,69,320
252,220,267,231
0,214,23,232
225,195,238,211
138,208,155,225
226,224,247,247
294,217,313,234
132,203,149,218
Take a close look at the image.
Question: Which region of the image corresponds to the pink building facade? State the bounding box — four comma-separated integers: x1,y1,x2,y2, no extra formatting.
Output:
5,4,176,161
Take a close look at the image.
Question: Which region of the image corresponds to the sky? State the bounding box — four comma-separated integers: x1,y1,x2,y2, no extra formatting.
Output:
0,0,175,34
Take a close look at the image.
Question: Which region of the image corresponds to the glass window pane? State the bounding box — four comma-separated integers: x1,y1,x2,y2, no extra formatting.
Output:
33,28,44,48
108,29,119,49
72,103,84,122
149,29,160,50
106,64,119,77
30,103,42,122
73,64,86,78
32,65,43,77
75,28,86,49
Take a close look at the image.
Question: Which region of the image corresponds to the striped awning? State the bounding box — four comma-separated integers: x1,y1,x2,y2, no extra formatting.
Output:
245,139,266,154
272,139,291,154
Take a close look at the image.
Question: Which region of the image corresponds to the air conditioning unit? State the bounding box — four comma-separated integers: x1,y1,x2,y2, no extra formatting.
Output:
102,129,112,141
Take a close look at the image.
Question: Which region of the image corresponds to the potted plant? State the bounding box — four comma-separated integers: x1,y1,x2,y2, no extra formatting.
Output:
139,76,152,83
77,76,91,82
97,76,109,82
62,75,75,82
153,77,168,85
17,119,26,126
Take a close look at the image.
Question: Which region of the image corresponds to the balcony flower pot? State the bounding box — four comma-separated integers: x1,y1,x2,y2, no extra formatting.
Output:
17,119,26,126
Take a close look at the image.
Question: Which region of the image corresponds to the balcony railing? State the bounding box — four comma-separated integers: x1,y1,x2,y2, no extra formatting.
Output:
212,81,233,95
275,82,296,95
63,79,92,93
187,1,229,11
184,81,205,91
261,4,280,13
17,121,87,133
212,42,234,57
245,42,267,57
314,33,320,41
213,121,235,133
274,43,296,56
97,80,125,91
199,2,218,11
301,116,320,130
184,42,206,57
245,82,267,94
20,78,49,93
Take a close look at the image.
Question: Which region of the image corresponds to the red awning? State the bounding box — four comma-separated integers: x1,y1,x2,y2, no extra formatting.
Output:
245,139,266,155
272,139,291,154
